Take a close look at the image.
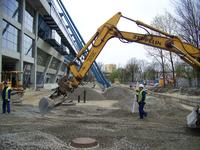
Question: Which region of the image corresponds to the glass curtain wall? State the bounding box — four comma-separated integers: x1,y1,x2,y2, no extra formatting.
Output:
24,34,33,57
25,3,34,33
2,20,19,52
1,0,19,21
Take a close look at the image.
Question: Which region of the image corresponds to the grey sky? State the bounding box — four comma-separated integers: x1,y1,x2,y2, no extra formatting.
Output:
64,0,172,66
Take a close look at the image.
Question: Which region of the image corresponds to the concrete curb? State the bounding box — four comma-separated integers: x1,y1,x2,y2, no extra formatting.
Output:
149,92,200,107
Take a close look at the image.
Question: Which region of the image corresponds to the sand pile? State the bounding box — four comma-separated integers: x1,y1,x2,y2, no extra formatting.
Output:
103,86,132,100
66,86,106,101
66,86,132,101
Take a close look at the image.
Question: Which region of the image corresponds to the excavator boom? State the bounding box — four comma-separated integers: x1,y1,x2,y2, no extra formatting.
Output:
39,12,200,116
63,12,200,92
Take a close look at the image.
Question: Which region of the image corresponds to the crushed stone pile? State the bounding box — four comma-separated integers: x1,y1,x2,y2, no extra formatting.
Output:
111,137,149,150
66,86,106,101
103,86,132,100
0,131,69,150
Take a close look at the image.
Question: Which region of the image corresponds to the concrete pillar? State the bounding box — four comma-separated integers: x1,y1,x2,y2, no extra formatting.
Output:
53,61,63,83
43,56,53,84
31,11,39,90
18,0,25,85
0,12,3,82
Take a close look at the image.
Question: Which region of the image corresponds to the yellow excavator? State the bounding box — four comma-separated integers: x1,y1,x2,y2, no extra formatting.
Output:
39,12,200,127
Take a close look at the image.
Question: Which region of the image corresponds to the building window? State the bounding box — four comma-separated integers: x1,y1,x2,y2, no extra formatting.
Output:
25,4,34,32
2,20,18,52
45,73,54,83
24,34,33,57
1,0,19,22
36,72,44,85
50,58,60,70
37,49,50,66
38,15,51,40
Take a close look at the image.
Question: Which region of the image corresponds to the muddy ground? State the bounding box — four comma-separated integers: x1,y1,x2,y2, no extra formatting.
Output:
0,86,200,150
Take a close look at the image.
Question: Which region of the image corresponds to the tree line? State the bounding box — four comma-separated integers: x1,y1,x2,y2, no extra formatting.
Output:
99,0,200,88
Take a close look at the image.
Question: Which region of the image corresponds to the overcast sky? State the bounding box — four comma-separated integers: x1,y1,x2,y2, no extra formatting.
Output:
63,0,172,66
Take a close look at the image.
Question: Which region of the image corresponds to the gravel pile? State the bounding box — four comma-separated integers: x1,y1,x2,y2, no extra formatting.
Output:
111,137,150,150
0,131,69,150
66,86,106,101
103,86,132,100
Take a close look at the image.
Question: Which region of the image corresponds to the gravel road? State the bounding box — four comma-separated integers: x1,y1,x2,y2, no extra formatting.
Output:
0,86,200,150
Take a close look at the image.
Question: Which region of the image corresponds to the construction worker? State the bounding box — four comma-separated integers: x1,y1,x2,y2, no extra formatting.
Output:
138,84,147,119
2,81,11,113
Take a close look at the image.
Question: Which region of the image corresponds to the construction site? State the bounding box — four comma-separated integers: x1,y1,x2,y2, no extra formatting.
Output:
0,85,200,149
0,0,200,149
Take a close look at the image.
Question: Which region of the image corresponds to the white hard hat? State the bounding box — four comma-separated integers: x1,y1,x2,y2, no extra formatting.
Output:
139,84,144,88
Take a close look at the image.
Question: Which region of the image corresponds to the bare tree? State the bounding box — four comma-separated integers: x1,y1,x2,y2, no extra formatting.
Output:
125,58,140,83
146,47,167,87
173,0,200,86
154,12,178,87
174,0,200,47
143,62,158,81
146,12,179,87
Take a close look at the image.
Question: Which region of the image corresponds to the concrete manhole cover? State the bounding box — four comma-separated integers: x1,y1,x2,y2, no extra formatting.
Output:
70,137,99,149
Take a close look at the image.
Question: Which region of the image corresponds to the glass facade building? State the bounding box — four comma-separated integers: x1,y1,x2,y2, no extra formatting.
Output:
0,0,73,89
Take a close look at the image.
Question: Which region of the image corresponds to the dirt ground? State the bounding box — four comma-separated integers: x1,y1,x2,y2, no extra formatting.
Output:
0,86,200,150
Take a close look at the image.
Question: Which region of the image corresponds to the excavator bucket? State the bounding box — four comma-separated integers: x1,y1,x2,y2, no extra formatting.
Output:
38,92,70,115
39,96,68,115
186,105,200,128
39,97,52,115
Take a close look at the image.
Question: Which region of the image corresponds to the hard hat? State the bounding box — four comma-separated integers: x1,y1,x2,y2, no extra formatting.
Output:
139,84,144,88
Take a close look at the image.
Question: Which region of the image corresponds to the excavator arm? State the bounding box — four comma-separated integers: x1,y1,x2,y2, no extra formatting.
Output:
59,12,200,94
39,12,200,114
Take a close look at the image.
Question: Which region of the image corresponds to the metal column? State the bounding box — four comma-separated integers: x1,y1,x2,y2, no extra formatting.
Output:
43,56,53,84
31,11,39,90
18,0,25,85
53,61,63,83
